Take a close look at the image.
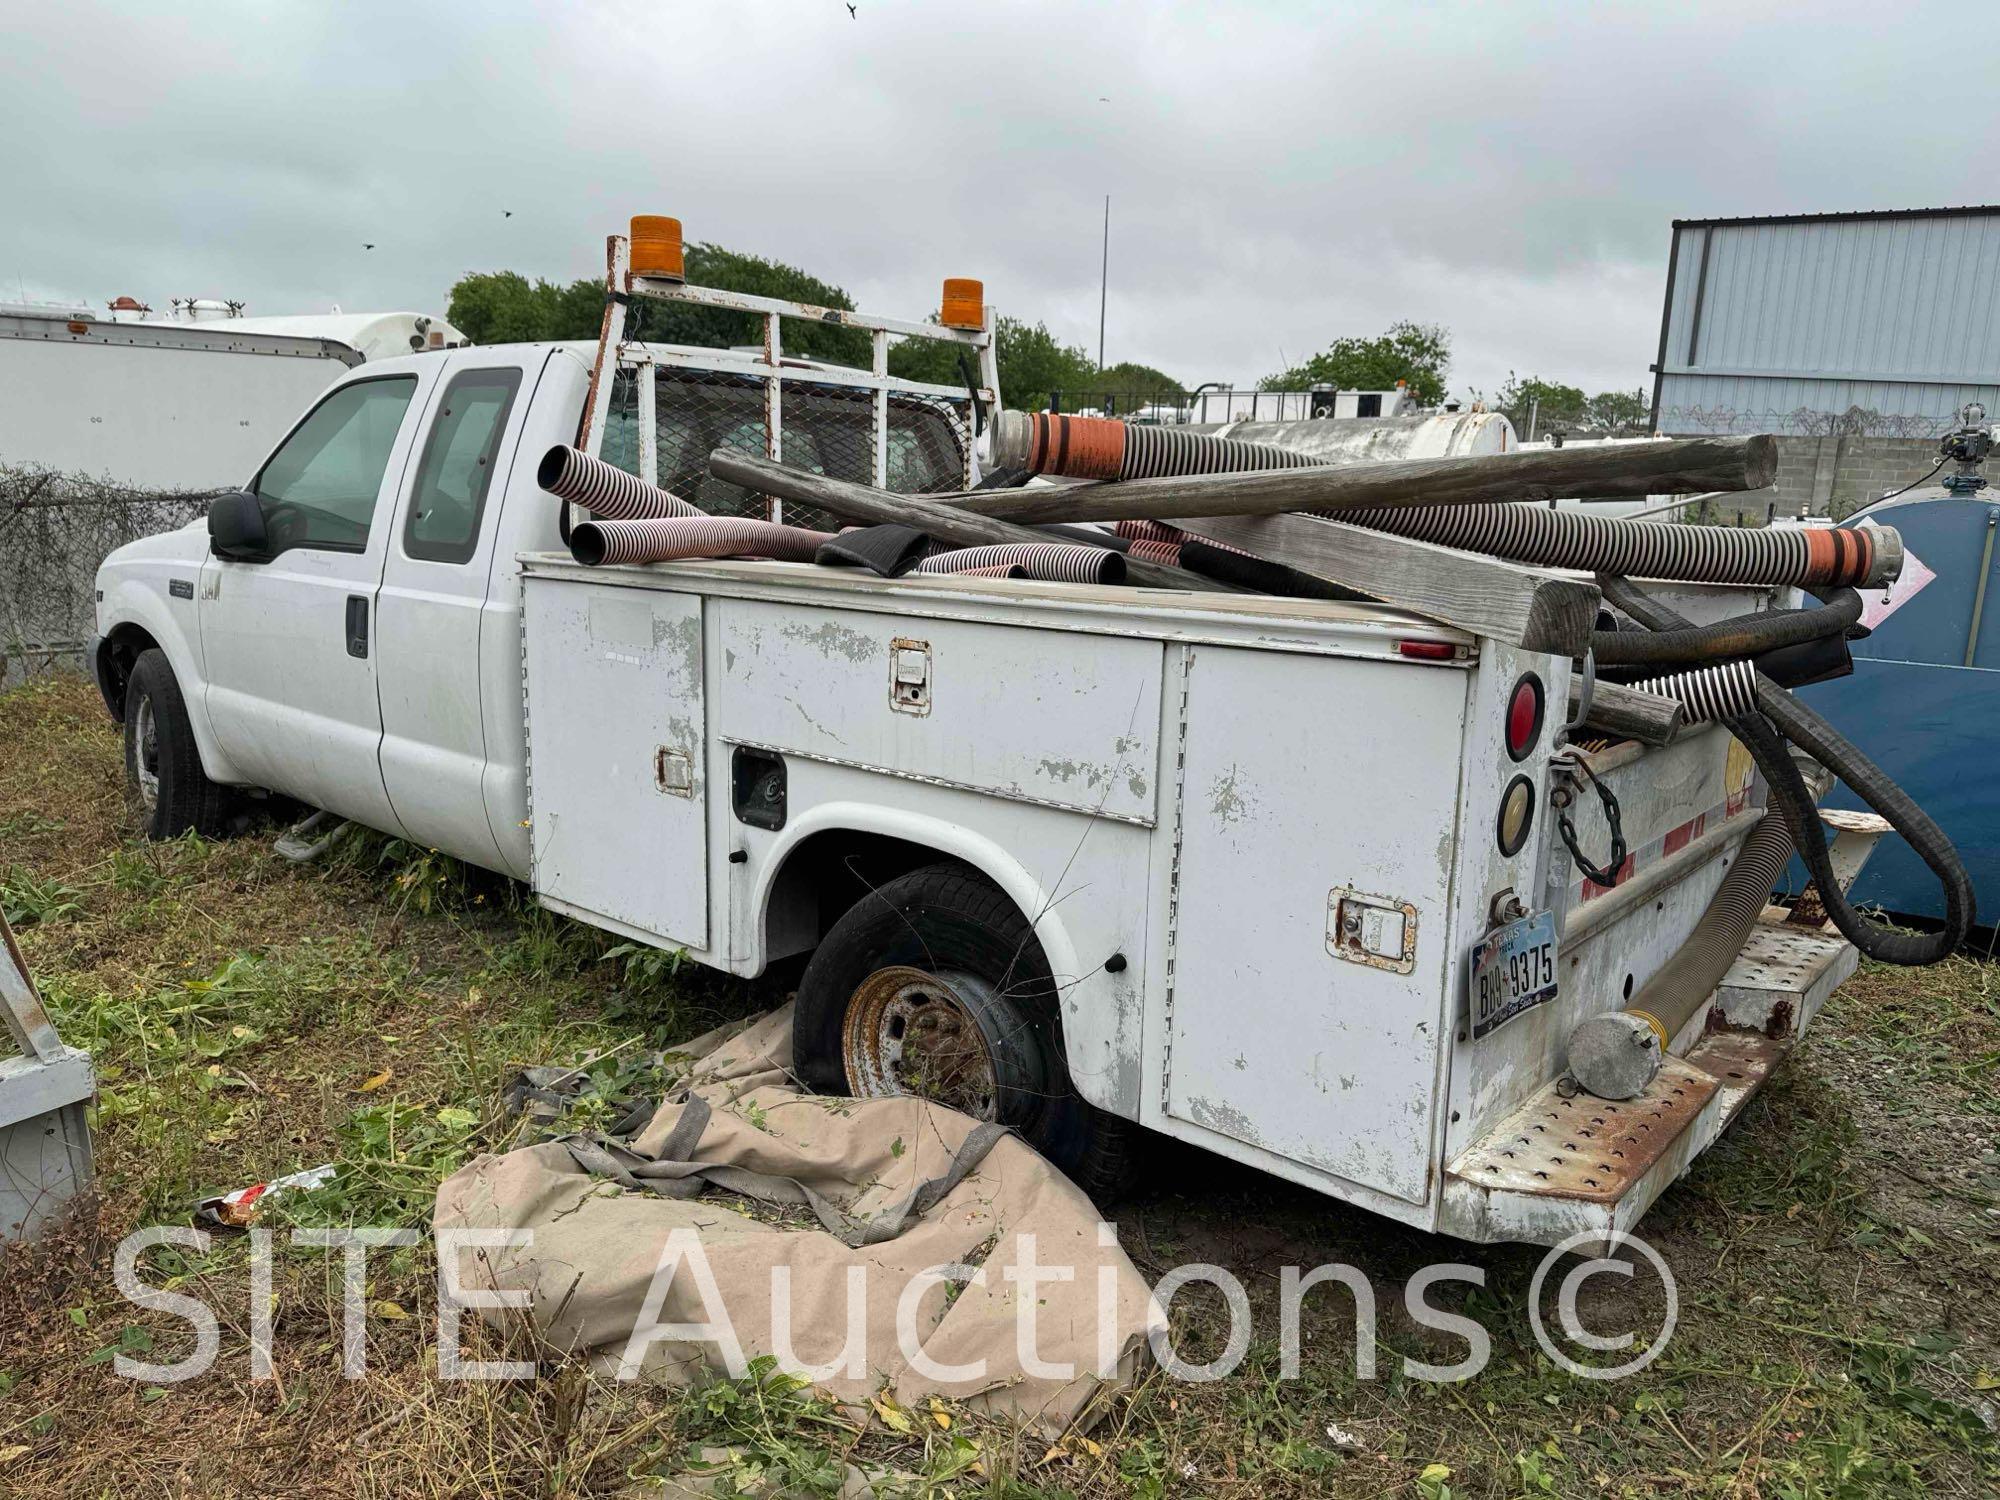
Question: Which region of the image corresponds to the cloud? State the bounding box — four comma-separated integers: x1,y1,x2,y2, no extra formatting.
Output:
4,0,1994,401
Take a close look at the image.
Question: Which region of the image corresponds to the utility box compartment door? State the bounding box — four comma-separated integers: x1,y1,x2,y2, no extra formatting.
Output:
523,580,708,948
1164,647,1465,1205
713,598,1162,824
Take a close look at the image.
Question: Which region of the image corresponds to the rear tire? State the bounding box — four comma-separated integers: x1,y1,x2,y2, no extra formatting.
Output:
793,862,1142,1200
123,649,227,840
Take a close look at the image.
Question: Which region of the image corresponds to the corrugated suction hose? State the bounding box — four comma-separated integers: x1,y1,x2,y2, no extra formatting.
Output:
570,516,832,566
914,543,1125,585
991,414,1896,589
539,445,706,521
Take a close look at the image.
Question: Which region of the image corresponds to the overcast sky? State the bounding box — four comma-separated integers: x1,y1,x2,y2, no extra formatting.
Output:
5,1,1994,402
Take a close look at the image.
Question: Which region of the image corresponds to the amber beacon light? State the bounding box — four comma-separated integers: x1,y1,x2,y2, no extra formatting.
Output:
630,216,685,280
940,278,985,330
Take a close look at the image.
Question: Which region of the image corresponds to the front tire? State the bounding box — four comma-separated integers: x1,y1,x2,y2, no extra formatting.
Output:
793,862,1140,1199
123,648,227,839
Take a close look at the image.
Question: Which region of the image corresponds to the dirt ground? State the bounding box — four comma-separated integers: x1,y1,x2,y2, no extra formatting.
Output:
0,671,1994,1498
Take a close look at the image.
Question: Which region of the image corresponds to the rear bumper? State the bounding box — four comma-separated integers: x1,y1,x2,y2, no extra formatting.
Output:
1439,915,1858,1247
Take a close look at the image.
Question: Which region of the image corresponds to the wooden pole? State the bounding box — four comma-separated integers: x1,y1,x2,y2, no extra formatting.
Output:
705,450,1247,592
949,435,1777,527
1569,678,1685,747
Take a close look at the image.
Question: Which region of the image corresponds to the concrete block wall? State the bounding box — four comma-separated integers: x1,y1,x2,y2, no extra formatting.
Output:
1750,435,1941,518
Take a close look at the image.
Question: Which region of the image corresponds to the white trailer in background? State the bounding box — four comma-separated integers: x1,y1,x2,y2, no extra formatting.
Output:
0,304,465,489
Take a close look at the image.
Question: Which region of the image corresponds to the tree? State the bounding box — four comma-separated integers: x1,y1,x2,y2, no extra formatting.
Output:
448,254,1152,415
1490,373,1587,437
446,244,870,364
993,319,1100,413
446,271,600,345
1480,376,1652,438
1587,388,1651,434
638,244,869,366
1259,321,1451,406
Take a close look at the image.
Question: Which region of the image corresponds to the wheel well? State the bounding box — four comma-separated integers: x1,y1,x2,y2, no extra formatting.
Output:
761,829,972,961
98,623,161,722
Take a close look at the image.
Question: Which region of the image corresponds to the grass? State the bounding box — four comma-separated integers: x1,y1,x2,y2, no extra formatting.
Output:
0,670,1995,1497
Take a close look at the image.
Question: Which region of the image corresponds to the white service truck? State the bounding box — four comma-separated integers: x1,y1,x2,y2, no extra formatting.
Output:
88,232,1878,1244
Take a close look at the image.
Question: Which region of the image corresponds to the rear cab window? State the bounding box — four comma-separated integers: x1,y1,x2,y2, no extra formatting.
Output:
403,367,524,563
599,368,968,527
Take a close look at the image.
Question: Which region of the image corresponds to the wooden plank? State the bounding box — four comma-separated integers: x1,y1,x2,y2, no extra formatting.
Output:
705,450,1248,592
952,434,1777,527
1172,512,1599,656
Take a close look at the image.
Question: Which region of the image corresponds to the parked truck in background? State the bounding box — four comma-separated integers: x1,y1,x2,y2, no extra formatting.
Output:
87,226,1881,1244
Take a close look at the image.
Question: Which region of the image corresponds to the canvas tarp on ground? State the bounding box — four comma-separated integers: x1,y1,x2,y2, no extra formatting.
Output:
434,1006,1157,1433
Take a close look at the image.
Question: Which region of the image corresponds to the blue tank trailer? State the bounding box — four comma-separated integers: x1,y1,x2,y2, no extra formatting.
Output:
1806,413,1997,935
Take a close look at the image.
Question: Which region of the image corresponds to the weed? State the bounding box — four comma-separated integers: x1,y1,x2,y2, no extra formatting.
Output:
2,866,82,926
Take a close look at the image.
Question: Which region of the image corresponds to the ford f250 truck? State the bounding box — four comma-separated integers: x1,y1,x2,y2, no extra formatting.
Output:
88,226,1888,1244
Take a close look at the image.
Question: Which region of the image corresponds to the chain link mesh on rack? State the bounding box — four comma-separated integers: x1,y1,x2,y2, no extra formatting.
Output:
1,465,213,687
598,367,972,534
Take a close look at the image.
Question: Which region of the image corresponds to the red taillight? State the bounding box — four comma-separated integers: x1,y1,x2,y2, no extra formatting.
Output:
1505,673,1544,761
1398,639,1456,660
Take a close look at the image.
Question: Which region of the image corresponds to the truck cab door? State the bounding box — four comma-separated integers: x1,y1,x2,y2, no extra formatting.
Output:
373,352,542,872
199,370,432,831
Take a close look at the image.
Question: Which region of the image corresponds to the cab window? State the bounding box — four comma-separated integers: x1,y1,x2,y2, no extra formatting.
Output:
254,376,417,554
403,367,522,563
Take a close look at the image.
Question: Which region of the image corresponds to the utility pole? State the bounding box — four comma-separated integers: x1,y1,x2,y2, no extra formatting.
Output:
1097,195,1109,371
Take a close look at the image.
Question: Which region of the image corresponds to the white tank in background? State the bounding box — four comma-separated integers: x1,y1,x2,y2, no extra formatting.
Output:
1193,410,1518,461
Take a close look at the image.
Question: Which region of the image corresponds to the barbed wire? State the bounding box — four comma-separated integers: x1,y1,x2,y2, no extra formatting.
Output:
1,464,216,686
1658,405,1960,438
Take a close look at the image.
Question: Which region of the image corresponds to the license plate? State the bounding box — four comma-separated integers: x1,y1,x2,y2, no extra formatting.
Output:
1469,910,1559,1039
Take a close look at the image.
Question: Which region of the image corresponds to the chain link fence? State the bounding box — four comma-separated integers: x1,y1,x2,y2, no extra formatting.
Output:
598,368,972,533
2,465,214,688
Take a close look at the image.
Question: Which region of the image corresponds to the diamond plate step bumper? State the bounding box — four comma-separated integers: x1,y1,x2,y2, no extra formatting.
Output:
1439,913,1852,1246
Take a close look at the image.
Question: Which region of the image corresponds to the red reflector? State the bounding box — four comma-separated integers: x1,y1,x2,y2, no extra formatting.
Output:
1506,673,1545,760
1398,639,1455,660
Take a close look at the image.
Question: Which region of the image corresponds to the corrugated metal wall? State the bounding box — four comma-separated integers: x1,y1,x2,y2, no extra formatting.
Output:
1653,211,2000,435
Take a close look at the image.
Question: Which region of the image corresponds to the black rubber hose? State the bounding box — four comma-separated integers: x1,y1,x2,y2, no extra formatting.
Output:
1753,687,1974,963
1599,575,1973,964
1591,587,1862,666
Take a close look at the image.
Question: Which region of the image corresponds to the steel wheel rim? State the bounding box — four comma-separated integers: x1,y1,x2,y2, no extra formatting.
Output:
133,696,160,814
842,964,1006,1120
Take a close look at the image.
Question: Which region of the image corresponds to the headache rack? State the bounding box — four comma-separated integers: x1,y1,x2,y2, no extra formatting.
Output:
575,229,1000,531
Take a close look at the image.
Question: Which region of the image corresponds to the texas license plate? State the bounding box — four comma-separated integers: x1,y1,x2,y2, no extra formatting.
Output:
1469,910,1559,1039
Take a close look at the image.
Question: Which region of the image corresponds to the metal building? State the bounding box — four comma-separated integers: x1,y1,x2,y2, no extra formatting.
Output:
1650,206,2000,436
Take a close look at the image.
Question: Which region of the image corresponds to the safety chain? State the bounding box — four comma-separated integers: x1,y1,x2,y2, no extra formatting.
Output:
1550,752,1628,886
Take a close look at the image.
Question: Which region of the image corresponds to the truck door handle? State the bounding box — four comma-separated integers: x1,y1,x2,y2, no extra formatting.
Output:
345,595,369,659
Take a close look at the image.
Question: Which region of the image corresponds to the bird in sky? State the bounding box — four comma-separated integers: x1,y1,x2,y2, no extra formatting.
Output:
503,210,513,218
847,3,856,15
363,243,376,250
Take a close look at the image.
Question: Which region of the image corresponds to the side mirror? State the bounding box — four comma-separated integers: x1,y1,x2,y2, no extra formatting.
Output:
208,490,267,560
